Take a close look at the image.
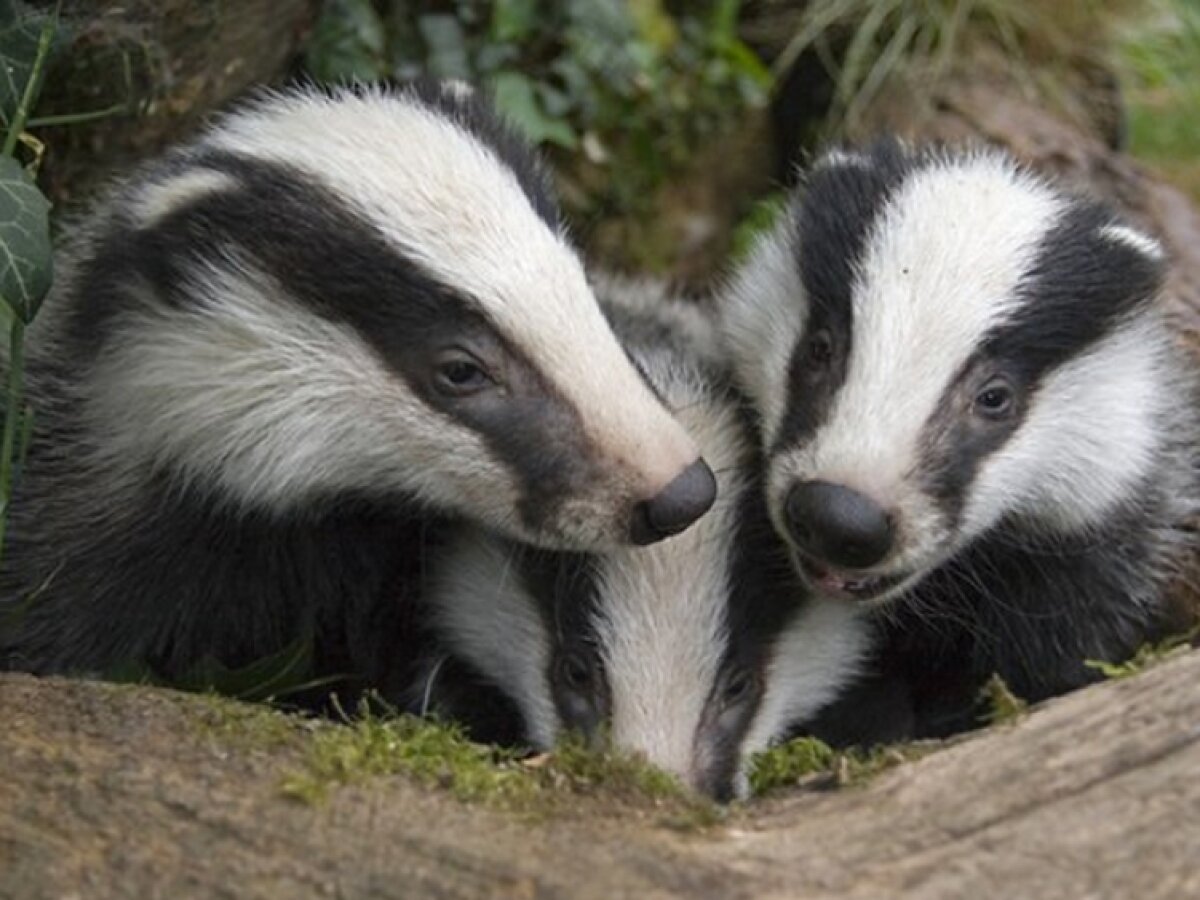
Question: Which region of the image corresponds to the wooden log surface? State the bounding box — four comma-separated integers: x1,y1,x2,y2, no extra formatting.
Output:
2,649,1197,899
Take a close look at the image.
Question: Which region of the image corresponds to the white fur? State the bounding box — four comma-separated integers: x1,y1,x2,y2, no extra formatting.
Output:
1100,223,1164,260
131,169,239,226
427,532,559,747
720,196,808,444
738,596,868,796
203,87,698,502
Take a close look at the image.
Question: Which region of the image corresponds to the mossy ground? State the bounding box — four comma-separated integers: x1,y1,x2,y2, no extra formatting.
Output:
269,707,722,830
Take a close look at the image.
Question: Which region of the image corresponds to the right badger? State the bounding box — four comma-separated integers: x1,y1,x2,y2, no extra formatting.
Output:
722,138,1200,740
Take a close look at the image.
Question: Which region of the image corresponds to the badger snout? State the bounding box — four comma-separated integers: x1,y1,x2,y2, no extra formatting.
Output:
629,458,718,545
785,480,894,570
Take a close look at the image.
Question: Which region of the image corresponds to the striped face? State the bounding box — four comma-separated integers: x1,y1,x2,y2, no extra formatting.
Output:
723,140,1169,605
417,298,867,800
69,83,712,550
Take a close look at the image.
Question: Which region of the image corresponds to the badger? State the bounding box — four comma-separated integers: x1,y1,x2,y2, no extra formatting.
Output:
408,280,868,800
721,139,1199,739
0,83,718,686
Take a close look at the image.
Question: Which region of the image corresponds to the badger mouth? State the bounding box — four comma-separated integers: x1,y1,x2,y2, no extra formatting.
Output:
793,554,907,603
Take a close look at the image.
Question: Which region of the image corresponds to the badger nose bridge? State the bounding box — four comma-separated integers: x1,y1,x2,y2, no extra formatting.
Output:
785,479,894,569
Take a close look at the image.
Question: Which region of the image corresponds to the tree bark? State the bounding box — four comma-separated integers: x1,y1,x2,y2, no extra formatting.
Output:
2,649,1198,898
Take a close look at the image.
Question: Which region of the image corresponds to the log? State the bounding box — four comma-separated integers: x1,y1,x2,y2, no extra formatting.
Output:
2,649,1197,898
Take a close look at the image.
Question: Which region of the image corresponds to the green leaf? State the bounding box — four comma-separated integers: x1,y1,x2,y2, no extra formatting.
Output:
417,14,473,82
491,0,539,43
491,71,578,148
0,1,64,126
303,0,387,83
0,155,51,323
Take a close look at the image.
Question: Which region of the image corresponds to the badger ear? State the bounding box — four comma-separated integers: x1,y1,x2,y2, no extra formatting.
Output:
1096,222,1166,264
718,196,808,443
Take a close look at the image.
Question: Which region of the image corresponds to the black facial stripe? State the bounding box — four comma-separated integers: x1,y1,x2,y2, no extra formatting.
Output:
984,200,1165,383
702,458,809,791
918,367,1030,527
919,200,1165,523
518,548,611,735
774,138,933,453
405,78,560,231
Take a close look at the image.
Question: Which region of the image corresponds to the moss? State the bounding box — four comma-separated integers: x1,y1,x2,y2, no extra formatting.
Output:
280,711,721,828
189,692,302,752
979,673,1028,726
749,736,936,796
748,734,945,801
748,737,837,796
1084,625,1200,681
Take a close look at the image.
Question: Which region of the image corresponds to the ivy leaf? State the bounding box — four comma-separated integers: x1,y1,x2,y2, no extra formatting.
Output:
491,71,578,149
0,154,51,323
303,0,387,84
0,1,65,127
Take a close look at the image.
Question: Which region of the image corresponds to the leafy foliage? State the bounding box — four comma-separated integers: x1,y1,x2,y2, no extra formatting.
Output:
301,0,770,218
0,0,58,565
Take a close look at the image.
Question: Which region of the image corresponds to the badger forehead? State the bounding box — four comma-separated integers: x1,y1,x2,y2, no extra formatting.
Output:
195,85,592,322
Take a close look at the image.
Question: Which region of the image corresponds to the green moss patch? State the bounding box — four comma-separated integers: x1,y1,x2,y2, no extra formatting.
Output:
1085,625,1200,681
279,710,721,829
748,736,937,796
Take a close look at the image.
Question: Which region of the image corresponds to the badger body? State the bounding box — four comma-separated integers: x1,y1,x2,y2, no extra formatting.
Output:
0,84,717,684
722,140,1198,738
412,281,868,799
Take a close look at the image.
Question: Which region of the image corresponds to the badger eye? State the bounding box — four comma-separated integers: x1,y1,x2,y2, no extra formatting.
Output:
433,351,492,397
974,377,1015,420
556,651,594,694
805,329,834,370
721,668,758,708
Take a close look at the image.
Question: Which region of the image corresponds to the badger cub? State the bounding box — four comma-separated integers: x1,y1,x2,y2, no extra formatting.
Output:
722,139,1199,739
0,84,716,683
412,280,868,800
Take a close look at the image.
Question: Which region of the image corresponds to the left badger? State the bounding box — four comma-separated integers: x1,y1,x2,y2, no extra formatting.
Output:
0,82,715,684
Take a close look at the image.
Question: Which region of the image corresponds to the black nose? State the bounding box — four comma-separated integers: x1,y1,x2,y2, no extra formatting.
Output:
785,480,893,569
630,458,717,545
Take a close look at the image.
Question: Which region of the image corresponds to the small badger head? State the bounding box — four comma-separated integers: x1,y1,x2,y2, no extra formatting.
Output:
722,140,1171,604
74,83,714,549
414,292,867,800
